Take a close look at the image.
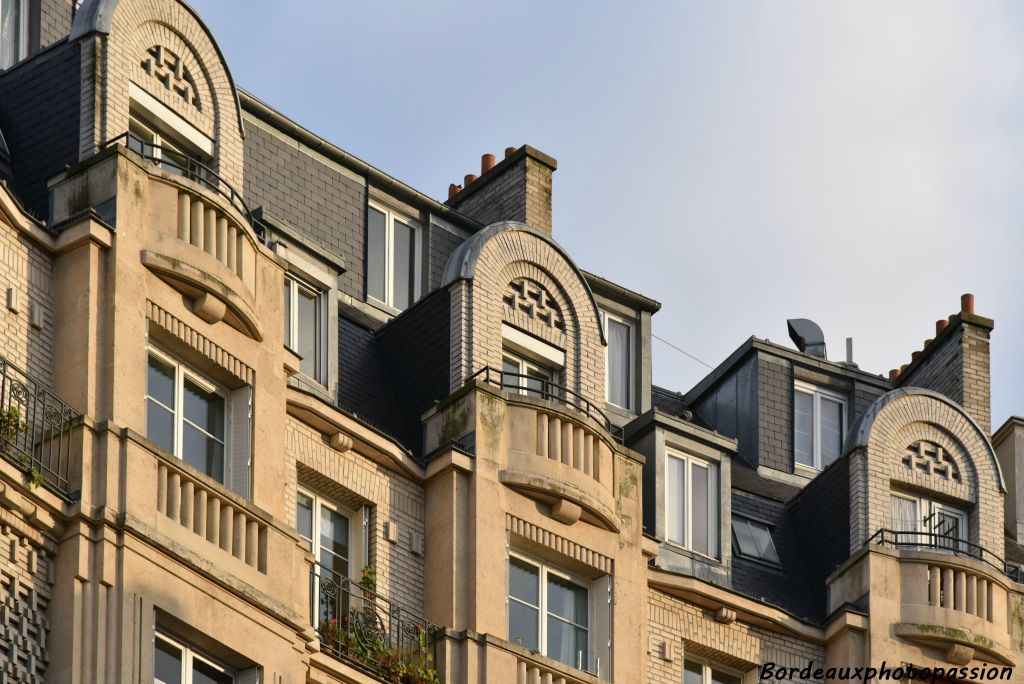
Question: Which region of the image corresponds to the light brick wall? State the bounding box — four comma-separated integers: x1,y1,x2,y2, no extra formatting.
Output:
81,0,245,189
648,589,825,683
448,226,606,409
285,418,426,614
851,391,1004,555
0,220,54,389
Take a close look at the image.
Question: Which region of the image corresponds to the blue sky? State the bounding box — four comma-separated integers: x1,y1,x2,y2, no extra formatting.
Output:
190,1,1024,427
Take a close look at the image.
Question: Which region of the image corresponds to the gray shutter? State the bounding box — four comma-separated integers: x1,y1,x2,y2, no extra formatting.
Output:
236,667,260,684
228,385,252,499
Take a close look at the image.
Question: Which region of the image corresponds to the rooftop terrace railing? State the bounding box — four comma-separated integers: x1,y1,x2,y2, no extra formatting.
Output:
310,562,443,683
0,355,81,501
103,132,262,239
469,366,624,443
868,528,1021,581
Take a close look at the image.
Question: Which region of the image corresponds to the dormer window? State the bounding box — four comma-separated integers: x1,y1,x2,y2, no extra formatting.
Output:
366,202,420,311
602,311,635,411
284,273,326,384
794,381,846,470
891,492,967,551
665,451,719,559
127,83,215,184
499,324,565,401
0,0,28,70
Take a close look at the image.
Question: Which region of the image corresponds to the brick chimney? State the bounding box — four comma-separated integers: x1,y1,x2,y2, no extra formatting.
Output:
445,145,557,236
892,294,993,434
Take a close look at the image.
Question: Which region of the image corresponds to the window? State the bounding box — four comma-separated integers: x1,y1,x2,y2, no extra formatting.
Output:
891,493,967,551
794,381,846,470
128,112,211,183
603,312,634,410
147,351,227,482
366,203,419,311
684,658,741,684
284,274,325,383
665,452,719,558
298,489,367,626
502,351,556,399
154,633,234,684
508,555,590,672
0,0,27,70
732,517,780,565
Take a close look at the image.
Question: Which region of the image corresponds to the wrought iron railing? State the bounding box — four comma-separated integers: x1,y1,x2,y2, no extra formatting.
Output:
0,355,81,500
469,366,624,442
868,528,1015,579
310,562,443,683
102,132,262,238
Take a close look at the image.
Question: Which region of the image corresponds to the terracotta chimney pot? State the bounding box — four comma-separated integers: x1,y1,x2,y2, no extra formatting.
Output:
504,146,516,159
961,293,974,315
464,174,478,186
936,319,948,335
481,153,496,174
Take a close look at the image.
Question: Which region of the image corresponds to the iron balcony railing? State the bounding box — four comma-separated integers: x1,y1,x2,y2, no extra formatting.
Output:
103,132,263,238
0,355,81,500
868,528,1022,581
310,562,443,683
470,366,624,442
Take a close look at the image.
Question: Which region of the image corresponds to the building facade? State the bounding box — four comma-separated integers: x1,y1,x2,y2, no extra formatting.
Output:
0,1,1021,682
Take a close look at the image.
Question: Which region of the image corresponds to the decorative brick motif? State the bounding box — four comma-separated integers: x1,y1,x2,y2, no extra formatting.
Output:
0,523,52,684
506,514,612,573
140,45,201,110
903,440,961,482
503,278,564,331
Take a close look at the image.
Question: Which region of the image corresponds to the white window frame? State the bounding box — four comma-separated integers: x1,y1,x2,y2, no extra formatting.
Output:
501,350,557,397
664,450,719,560
297,488,367,582
890,492,968,550
284,273,327,384
601,311,635,411
793,380,847,471
154,632,235,684
0,0,29,70
507,552,593,673
683,655,742,684
366,201,421,310
146,347,230,482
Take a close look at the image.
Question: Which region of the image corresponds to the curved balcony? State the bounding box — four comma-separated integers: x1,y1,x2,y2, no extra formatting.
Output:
869,529,1016,665
105,133,265,341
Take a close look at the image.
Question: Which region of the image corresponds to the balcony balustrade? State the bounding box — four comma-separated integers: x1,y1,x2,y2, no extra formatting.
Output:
0,354,81,501
309,561,443,683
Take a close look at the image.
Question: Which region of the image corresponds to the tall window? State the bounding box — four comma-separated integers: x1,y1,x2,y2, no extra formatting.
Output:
128,114,210,182
146,350,227,483
0,0,27,70
603,312,634,410
154,633,234,684
508,555,590,672
794,381,846,470
284,274,325,383
665,452,719,558
502,351,555,399
367,203,418,311
684,658,741,684
298,489,366,628
891,493,967,551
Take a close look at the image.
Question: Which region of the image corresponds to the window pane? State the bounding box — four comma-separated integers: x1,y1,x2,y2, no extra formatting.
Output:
392,219,414,310
684,659,704,684
508,601,539,651
0,0,23,69
283,277,292,349
192,658,233,684
183,379,225,440
509,557,539,605
891,496,919,532
367,207,387,301
147,354,176,408
732,520,759,558
525,365,549,399
183,424,224,482
794,390,814,467
502,357,521,391
712,668,741,684
147,401,175,454
666,455,686,545
691,463,710,555
296,492,313,541
547,615,587,670
546,574,587,627
320,506,349,578
296,285,319,380
154,638,182,684
749,521,779,564
607,318,631,408
820,396,843,467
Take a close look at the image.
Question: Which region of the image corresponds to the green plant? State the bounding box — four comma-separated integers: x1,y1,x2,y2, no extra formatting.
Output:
0,406,40,488
359,564,377,592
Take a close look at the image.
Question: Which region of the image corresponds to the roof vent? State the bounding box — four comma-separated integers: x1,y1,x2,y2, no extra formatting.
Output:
787,319,827,359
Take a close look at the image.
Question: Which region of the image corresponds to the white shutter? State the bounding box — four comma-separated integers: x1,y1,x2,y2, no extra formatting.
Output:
228,385,252,499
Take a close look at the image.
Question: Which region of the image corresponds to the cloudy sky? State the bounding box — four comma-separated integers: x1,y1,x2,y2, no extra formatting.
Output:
190,1,1024,427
